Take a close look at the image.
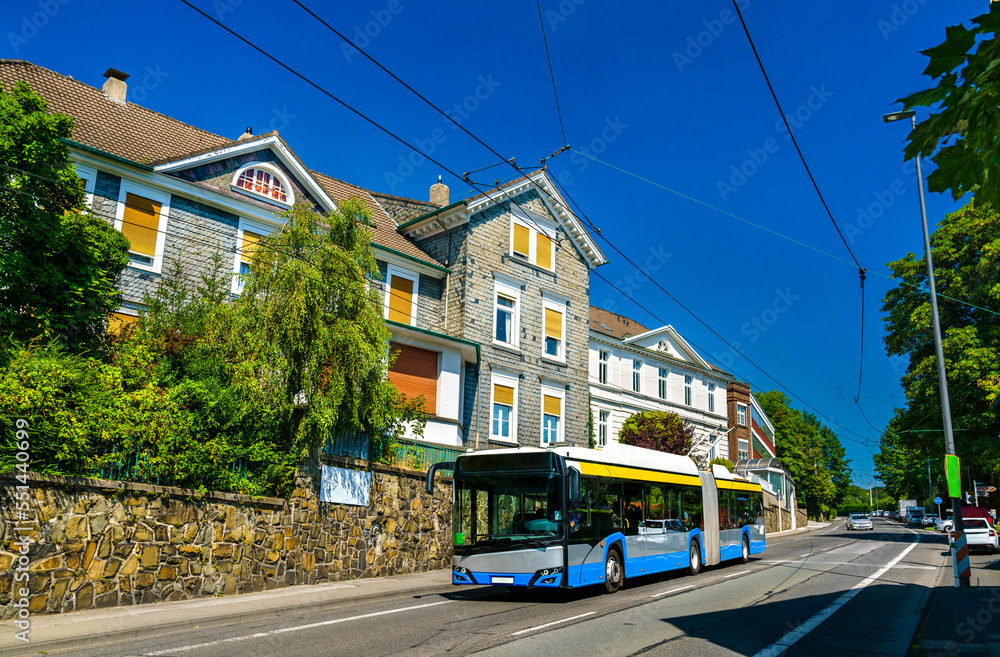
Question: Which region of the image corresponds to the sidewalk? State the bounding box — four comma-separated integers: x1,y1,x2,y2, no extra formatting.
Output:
769,518,831,537
908,530,1000,657
0,569,455,656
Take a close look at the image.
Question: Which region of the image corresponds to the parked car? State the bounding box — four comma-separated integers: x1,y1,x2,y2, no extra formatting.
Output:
922,515,937,527
935,515,954,532
847,513,873,531
949,518,999,553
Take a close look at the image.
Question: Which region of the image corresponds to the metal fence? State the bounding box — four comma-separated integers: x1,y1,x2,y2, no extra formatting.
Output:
323,431,464,472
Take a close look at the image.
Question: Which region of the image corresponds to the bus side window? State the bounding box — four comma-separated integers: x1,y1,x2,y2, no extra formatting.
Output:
682,486,704,532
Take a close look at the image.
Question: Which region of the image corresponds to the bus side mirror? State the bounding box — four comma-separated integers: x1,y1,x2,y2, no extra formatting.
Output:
567,467,581,505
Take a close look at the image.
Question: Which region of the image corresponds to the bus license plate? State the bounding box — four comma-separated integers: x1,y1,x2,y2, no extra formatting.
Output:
490,576,514,585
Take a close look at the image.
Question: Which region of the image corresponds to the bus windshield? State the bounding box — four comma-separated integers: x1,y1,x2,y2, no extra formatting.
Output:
453,472,564,550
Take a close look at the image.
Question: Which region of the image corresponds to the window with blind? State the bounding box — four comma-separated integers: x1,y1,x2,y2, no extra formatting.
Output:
115,183,168,272
232,221,271,295
491,378,517,441
387,342,438,414
385,267,418,326
542,393,562,445
509,218,555,272
543,305,564,360
107,312,138,336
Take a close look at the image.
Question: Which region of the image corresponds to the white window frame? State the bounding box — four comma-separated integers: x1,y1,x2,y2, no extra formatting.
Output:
230,162,295,208
540,383,565,446
384,264,419,327
598,349,610,384
489,371,519,445
541,293,567,363
75,163,97,210
738,439,749,461
708,383,717,413
493,277,521,349
632,359,642,393
684,375,693,406
737,403,747,426
509,213,557,272
114,180,170,274
597,409,610,447
232,218,274,295
658,367,668,400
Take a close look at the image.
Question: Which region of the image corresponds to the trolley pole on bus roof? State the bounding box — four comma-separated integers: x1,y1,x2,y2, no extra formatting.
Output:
883,110,969,588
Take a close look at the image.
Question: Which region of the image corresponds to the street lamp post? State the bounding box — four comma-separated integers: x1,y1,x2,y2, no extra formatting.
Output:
883,110,969,588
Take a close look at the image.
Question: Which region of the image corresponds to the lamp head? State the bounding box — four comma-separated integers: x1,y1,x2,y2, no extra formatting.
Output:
883,110,916,123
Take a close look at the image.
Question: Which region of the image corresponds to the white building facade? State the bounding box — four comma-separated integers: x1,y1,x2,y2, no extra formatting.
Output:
588,307,735,467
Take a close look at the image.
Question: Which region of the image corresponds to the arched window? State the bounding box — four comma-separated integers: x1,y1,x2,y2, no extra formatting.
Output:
232,164,291,204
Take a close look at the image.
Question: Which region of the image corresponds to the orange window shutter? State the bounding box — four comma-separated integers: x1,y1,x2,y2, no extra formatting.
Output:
513,223,530,256
536,232,552,270
387,342,438,413
543,395,561,416
494,384,514,406
544,308,562,339
241,230,262,265
107,312,137,335
388,276,414,324
121,193,160,257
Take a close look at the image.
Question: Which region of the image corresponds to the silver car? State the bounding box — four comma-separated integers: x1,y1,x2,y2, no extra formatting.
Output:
847,513,873,531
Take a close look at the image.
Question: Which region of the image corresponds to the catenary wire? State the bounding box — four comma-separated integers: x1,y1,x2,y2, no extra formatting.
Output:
535,0,568,147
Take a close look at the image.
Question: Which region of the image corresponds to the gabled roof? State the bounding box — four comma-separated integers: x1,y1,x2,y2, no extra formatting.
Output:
589,306,649,340
0,59,443,270
623,325,712,371
464,170,607,269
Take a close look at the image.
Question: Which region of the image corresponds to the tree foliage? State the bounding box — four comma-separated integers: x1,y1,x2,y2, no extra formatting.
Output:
755,391,852,519
896,3,1000,208
617,411,694,456
0,81,128,357
879,201,1000,489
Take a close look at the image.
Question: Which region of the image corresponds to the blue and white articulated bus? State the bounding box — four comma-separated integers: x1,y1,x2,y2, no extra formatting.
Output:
427,442,765,592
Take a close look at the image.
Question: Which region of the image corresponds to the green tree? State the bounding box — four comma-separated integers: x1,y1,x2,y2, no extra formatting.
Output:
0,82,129,356
212,199,425,482
618,410,694,455
895,3,1000,208
880,201,1000,479
755,391,850,519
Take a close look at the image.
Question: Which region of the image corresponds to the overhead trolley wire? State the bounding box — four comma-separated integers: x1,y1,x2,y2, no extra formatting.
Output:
535,0,568,147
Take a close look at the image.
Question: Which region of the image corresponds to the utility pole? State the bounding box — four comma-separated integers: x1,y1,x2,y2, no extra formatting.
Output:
970,466,978,507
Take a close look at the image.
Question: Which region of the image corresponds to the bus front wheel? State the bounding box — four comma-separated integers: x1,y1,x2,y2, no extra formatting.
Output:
604,548,623,593
688,540,702,576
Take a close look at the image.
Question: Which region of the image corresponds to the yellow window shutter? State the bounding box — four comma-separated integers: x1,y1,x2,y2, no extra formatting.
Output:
494,384,514,406
543,394,561,416
121,193,160,257
513,223,530,256
388,275,414,324
544,308,563,339
107,312,137,335
536,232,552,270
241,230,262,264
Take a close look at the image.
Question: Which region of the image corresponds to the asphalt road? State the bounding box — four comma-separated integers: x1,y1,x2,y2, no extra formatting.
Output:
41,518,959,657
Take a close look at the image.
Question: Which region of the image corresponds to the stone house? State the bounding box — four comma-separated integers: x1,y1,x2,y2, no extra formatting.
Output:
725,382,777,461
375,171,607,449
3,60,609,450
588,306,736,466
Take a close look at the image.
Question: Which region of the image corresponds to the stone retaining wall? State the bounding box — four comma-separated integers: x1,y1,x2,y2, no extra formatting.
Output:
0,458,452,618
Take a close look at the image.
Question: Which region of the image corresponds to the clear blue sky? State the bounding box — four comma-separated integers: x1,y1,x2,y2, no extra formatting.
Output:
4,0,979,486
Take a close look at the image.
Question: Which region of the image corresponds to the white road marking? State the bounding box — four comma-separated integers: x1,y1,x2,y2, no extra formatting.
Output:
723,570,751,578
146,599,452,655
751,536,920,657
761,559,935,570
798,553,811,558
510,611,595,636
650,584,694,598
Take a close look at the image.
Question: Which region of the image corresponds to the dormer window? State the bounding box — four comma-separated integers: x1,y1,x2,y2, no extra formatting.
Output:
232,163,293,205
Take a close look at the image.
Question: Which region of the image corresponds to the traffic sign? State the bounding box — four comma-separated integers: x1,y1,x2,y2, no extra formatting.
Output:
977,486,997,494
934,497,942,505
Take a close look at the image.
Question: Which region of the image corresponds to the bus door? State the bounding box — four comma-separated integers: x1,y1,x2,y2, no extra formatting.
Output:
622,483,644,576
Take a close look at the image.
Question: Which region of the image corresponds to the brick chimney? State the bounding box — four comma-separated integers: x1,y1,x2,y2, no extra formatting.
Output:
102,68,129,104
430,176,449,206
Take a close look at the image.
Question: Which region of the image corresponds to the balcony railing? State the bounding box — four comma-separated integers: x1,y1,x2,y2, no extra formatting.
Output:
323,431,463,472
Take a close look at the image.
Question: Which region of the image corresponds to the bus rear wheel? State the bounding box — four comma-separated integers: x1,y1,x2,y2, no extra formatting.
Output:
604,548,623,593
740,536,750,564
688,540,702,576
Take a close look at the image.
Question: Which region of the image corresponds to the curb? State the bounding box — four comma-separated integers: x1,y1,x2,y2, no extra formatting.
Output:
0,577,461,657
